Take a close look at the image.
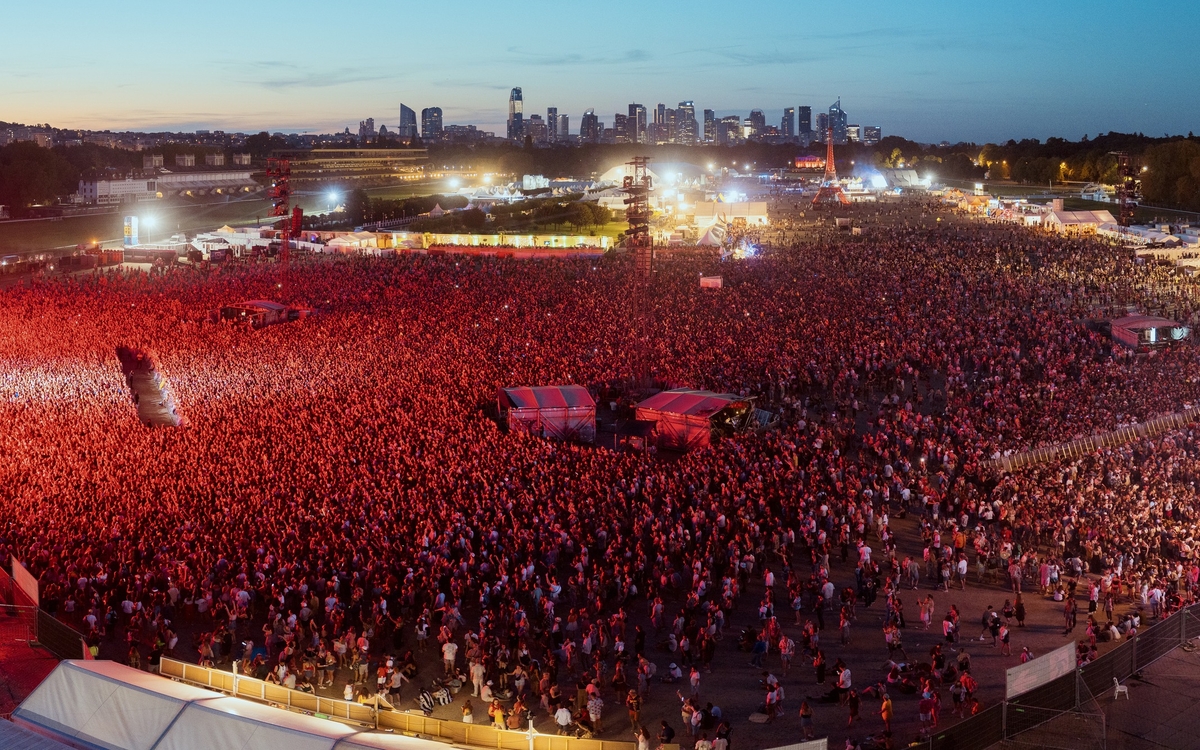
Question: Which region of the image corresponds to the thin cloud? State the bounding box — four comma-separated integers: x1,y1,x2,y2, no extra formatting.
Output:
506,47,652,67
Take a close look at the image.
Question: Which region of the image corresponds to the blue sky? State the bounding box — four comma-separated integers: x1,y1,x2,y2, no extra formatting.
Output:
2,0,1196,143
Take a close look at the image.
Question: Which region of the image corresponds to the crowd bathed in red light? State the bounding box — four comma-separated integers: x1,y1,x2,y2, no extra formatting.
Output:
3,210,1200,747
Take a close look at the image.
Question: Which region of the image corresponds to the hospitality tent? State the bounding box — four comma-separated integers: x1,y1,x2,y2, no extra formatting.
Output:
12,661,452,750
0,719,78,750
498,385,596,443
635,389,753,451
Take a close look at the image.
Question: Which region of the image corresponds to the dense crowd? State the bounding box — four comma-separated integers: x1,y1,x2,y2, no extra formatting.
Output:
3,210,1200,748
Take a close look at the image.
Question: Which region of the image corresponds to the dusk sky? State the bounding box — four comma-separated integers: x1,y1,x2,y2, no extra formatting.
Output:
3,0,1196,143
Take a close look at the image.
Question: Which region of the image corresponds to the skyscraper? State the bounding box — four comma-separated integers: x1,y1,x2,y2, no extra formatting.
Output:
628,104,646,144
547,107,558,142
358,118,375,143
398,104,417,140
527,114,548,143
782,107,796,138
863,125,881,145
748,109,766,139
558,115,570,140
676,101,697,145
828,98,848,145
614,113,629,143
815,112,829,140
421,107,442,141
508,87,524,141
797,106,812,136
580,109,599,142
703,109,716,143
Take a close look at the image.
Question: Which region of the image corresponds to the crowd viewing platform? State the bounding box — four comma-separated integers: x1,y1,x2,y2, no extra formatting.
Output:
4,198,1200,750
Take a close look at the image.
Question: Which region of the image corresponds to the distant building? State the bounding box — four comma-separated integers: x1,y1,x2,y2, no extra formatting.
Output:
546,107,558,142
703,109,716,143
421,107,443,141
748,110,766,139
558,114,569,140
527,114,548,143
828,99,848,144
442,124,486,143
580,109,599,142
628,103,647,144
782,107,796,138
677,101,698,144
863,125,881,145
717,116,742,146
205,153,225,167
614,113,629,143
176,154,195,167
358,118,376,144
847,124,861,143
232,153,252,166
77,171,258,204
815,112,829,139
143,154,164,169
508,87,524,140
398,105,417,141
798,106,812,136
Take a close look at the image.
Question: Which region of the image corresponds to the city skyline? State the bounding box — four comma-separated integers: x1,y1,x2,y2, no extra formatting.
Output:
1,0,1196,142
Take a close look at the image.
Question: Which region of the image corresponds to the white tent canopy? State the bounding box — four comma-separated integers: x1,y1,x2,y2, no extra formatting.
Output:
13,661,454,750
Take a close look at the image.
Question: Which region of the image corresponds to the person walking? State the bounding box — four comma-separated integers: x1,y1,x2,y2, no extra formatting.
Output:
880,693,893,734
799,699,815,740
845,689,860,728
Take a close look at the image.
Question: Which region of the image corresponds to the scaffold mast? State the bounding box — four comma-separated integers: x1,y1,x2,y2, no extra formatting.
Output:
812,126,850,207
1110,151,1138,227
623,156,654,282
266,157,292,294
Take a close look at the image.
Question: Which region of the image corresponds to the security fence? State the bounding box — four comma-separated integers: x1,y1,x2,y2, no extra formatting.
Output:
160,657,668,750
981,407,1200,474
922,603,1200,750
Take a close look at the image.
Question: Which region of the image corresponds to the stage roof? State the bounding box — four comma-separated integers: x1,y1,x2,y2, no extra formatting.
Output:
636,389,746,418
499,384,595,410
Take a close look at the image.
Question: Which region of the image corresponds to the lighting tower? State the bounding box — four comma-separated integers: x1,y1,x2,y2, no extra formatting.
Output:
811,126,850,207
623,157,654,282
266,157,291,293
1110,151,1138,227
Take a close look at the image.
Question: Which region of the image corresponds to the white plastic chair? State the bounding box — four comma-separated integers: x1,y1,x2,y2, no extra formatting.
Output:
1112,678,1129,700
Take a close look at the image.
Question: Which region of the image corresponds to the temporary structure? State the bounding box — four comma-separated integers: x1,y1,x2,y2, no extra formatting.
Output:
635,389,753,451
498,385,596,443
1109,315,1189,349
12,661,452,750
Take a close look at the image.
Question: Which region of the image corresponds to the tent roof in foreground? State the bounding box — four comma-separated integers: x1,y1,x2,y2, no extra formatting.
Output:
500,385,595,410
12,660,446,750
0,719,79,750
636,389,748,418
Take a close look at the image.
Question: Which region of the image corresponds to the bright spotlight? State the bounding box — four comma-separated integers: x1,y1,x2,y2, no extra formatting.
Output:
327,191,339,203
142,216,156,228
449,178,461,189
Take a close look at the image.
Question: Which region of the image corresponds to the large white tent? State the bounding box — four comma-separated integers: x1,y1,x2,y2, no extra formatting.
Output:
12,661,453,750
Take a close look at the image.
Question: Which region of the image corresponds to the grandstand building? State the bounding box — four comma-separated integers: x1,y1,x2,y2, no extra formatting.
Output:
273,148,428,183
76,171,258,204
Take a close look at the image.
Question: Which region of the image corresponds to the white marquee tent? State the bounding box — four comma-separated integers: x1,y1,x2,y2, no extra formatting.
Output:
12,661,452,750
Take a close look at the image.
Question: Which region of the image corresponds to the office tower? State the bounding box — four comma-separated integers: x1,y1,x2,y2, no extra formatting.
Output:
508,87,524,140
748,110,766,139
580,109,599,142
782,107,796,138
628,104,646,144
558,115,569,140
703,109,716,143
547,107,558,142
718,115,742,145
847,124,861,143
526,114,548,143
421,108,443,141
656,103,666,126
398,104,417,140
863,126,881,145
815,112,829,139
614,113,629,142
676,101,697,145
798,106,812,136
828,98,848,144
358,118,375,143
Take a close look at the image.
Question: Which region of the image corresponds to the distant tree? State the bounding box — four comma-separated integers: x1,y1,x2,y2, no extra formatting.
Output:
345,188,371,225
460,208,486,230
